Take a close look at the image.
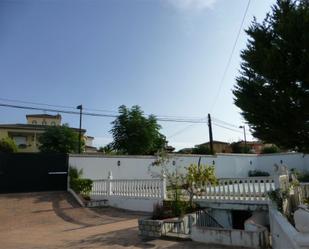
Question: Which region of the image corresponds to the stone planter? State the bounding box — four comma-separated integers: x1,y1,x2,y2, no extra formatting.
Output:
85,199,109,208
138,213,196,238
138,218,163,238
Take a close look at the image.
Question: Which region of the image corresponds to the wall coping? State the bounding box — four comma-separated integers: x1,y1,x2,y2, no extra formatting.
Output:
69,152,305,159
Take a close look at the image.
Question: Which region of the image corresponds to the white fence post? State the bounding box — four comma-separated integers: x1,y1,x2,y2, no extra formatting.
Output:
107,171,113,196
161,174,166,199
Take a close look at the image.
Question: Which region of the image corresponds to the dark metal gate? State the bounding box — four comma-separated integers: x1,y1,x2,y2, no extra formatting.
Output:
0,152,68,193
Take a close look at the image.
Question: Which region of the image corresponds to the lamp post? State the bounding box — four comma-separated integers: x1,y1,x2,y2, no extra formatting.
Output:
76,105,83,154
239,125,247,149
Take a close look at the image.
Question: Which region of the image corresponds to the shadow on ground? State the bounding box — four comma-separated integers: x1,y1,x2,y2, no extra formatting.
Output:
64,227,159,249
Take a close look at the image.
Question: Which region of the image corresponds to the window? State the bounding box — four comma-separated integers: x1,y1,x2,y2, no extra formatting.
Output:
32,120,37,125
51,121,56,126
42,120,47,125
13,136,27,149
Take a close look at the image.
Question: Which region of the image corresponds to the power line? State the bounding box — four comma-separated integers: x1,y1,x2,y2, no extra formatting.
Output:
210,0,251,113
168,123,198,138
212,122,243,133
0,103,118,118
0,99,245,131
0,103,208,124
0,97,77,110
212,117,240,129
0,97,207,120
0,97,119,114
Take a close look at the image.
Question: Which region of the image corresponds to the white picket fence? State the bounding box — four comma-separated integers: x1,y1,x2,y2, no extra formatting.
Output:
194,177,275,204
91,178,166,199
91,176,275,204
89,166,294,208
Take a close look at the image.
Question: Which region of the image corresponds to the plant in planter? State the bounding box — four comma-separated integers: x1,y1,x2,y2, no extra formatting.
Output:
248,170,270,177
69,167,93,201
268,177,301,223
183,164,217,210
151,152,217,217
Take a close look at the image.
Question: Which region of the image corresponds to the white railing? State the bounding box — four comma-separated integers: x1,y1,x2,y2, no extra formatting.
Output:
111,179,162,198
195,177,275,203
92,180,108,196
91,178,165,199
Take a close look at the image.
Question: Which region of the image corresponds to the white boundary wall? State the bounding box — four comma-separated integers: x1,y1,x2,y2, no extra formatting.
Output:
69,153,309,180
91,196,161,213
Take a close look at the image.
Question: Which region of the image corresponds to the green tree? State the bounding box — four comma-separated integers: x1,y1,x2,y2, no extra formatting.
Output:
39,125,83,153
192,144,212,155
0,137,17,153
110,105,167,155
98,143,120,155
261,145,280,154
233,0,309,152
230,142,251,154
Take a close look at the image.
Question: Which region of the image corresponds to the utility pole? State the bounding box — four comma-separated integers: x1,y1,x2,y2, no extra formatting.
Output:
239,125,247,148
76,105,83,154
208,113,214,155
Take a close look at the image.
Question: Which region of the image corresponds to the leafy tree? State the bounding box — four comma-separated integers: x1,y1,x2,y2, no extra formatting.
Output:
39,125,83,153
230,142,250,153
177,145,212,155
177,148,193,154
98,143,114,153
233,0,309,152
0,137,17,153
192,144,212,155
261,145,280,154
110,105,167,155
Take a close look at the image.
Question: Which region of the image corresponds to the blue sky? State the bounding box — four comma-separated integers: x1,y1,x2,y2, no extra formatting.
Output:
0,0,274,150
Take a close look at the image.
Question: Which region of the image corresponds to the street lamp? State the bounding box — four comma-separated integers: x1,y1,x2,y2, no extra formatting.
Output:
239,125,247,149
76,105,83,154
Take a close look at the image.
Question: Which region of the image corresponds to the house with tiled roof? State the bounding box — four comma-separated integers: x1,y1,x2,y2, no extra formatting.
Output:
0,114,91,152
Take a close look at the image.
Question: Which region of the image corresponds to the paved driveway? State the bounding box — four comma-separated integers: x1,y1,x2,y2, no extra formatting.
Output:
0,192,249,249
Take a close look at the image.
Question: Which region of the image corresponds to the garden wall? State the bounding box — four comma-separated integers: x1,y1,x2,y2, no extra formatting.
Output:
69,153,308,180
91,195,161,212
190,226,269,249
269,208,309,249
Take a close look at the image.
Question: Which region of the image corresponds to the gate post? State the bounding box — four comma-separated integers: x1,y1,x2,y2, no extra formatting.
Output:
273,164,289,190
107,171,113,196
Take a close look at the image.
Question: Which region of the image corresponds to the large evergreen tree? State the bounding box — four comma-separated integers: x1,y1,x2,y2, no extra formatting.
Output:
233,0,309,152
110,105,167,155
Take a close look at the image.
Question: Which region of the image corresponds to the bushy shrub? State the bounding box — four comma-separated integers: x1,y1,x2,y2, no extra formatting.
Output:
69,167,83,179
261,145,280,154
153,200,200,220
248,170,270,177
0,137,17,153
152,203,167,220
171,188,185,218
69,167,93,197
291,169,309,183
70,178,93,196
267,189,287,212
298,173,309,182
